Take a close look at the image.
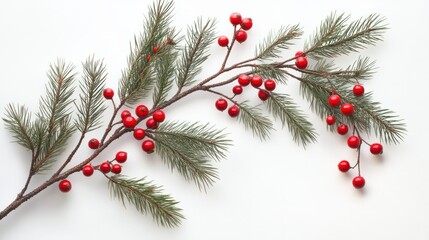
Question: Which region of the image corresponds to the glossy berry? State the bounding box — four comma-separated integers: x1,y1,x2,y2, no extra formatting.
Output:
228,105,240,117
142,140,155,153
264,79,276,91
295,51,305,57
218,36,229,47
121,110,131,120
88,138,100,149
353,84,365,96
100,162,111,173
352,176,365,189
59,179,72,193
338,160,351,173
295,57,308,69
236,30,247,43
153,46,159,54
115,151,127,163
123,116,137,129
241,18,253,30
370,143,383,155
146,118,158,129
347,136,361,149
328,95,341,107
238,74,251,86
153,110,165,122
251,75,263,88
103,88,114,99
229,12,242,25
258,90,270,101
82,165,94,177
232,85,243,95
337,124,349,135
326,115,336,125
135,105,149,118
133,128,146,140
215,98,228,111
111,164,122,174
146,55,151,62
341,103,355,116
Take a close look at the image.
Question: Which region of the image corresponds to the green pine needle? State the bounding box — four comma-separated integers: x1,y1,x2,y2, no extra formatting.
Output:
152,46,177,107
237,101,274,141
255,24,302,60
3,104,34,150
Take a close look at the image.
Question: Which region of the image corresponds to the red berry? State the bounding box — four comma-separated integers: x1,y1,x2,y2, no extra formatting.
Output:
88,138,100,149
295,51,305,57
82,165,94,177
115,151,127,163
328,95,341,107
238,74,251,86
123,116,137,129
103,88,114,99
135,105,149,118
153,110,165,122
133,128,146,140
121,110,131,120
236,30,247,43
264,79,276,91
251,75,263,88
111,164,122,174
337,124,349,135
326,115,336,125
229,12,242,25
215,98,228,111
341,103,355,116
352,176,365,189
338,160,351,173
59,179,72,193
232,85,243,95
258,89,270,101
347,136,361,149
146,55,151,62
153,46,159,54
100,162,111,173
241,18,253,30
228,105,240,117
146,118,158,129
295,57,308,69
142,140,155,153
218,36,229,47
370,143,383,155
353,84,365,96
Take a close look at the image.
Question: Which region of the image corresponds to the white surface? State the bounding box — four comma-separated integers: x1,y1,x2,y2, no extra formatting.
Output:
0,0,427,239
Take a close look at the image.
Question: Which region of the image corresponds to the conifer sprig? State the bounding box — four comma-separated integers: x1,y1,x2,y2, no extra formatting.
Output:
255,25,302,60
3,104,34,151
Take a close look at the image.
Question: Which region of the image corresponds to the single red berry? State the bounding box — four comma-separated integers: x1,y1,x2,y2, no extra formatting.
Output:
337,124,349,135
103,88,114,99
353,84,365,96
146,55,151,62
153,46,159,54
238,74,251,86
142,139,155,153
236,30,247,43
328,95,341,107
59,179,72,193
264,79,276,91
123,116,137,129
295,51,305,57
352,176,365,189
115,151,127,163
121,110,131,120
218,36,229,47
135,105,149,118
146,118,158,129
326,115,336,125
228,105,240,117
338,160,351,173
82,165,94,177
258,89,270,101
133,128,146,140
341,103,355,116
347,136,361,149
229,12,242,25
215,98,228,111
370,143,383,155
295,57,308,69
99,162,111,173
111,164,122,174
241,18,253,30
88,138,100,149
251,75,263,88
232,85,243,95
153,110,166,122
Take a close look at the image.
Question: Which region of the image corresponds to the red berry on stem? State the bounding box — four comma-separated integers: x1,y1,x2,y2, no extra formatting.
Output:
232,85,243,95
258,89,270,101
146,55,151,62
59,179,72,192
111,164,122,174
100,162,111,173
103,88,114,99
218,36,229,47
328,95,341,107
338,160,351,173
133,128,146,140
88,138,100,149
352,176,365,189
238,74,251,86
121,110,131,120
153,46,159,54
146,118,158,129
153,110,166,122
337,124,349,135
228,105,240,117
264,79,276,91
326,115,336,125
123,116,137,129
142,140,155,153
347,136,361,149
295,51,305,57
236,30,247,43
135,105,149,118
353,84,365,96
82,165,94,177
229,12,242,25
341,103,354,116
251,75,263,88
215,98,228,111
115,151,127,163
241,18,253,30
370,143,383,155
295,57,308,69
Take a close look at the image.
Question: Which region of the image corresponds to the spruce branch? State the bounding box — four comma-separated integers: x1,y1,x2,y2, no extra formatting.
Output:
3,104,34,151
255,24,302,60
237,101,274,141
152,45,177,107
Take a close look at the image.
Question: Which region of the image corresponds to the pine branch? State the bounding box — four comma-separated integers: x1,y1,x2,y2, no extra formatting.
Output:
252,64,289,84
255,24,302,60
237,101,274,141
152,45,177,107
3,104,34,150
108,175,184,228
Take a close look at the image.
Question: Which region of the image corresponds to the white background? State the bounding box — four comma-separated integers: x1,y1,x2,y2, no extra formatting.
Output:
0,0,428,239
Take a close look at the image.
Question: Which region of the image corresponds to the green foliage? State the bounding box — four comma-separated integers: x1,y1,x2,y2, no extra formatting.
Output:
237,101,274,141
3,104,34,150
108,175,184,228
255,24,302,60
252,64,289,84
152,45,177,107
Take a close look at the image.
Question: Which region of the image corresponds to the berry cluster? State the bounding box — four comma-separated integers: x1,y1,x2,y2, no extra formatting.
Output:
218,12,253,48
